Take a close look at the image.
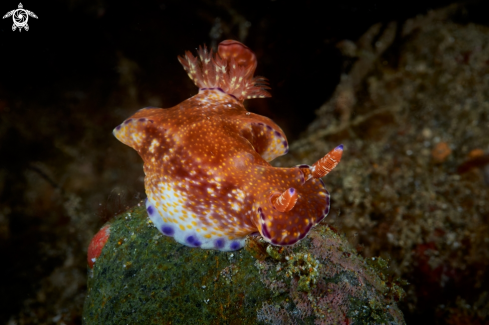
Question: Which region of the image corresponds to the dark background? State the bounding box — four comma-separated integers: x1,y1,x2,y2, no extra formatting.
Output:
1,0,486,324
1,0,463,138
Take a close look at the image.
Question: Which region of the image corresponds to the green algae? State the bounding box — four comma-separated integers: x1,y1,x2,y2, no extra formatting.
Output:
83,203,405,324
83,204,270,324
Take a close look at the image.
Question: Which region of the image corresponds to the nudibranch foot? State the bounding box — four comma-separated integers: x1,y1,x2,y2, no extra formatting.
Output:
145,198,245,251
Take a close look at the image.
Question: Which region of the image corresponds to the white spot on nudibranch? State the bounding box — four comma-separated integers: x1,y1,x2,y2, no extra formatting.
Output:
149,139,160,153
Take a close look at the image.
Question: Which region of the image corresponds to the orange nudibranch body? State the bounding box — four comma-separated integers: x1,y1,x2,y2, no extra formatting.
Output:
113,40,342,251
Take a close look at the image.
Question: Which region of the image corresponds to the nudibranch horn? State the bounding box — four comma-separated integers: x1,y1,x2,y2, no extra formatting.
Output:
301,145,344,182
113,39,342,251
270,188,298,213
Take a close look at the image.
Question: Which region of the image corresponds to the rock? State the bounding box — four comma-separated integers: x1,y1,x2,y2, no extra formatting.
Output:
83,204,405,324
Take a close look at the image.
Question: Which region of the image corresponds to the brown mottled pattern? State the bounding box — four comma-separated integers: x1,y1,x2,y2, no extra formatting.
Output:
114,89,329,245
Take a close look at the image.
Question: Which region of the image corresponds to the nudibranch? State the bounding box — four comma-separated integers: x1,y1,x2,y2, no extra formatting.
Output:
113,40,343,251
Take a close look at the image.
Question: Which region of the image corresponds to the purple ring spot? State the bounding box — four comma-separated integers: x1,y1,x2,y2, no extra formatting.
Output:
266,125,272,130
215,238,225,249
138,118,147,122
147,206,154,215
162,226,174,236
230,241,240,250
115,125,122,131
186,236,201,247
124,119,132,124
274,131,282,137
282,141,288,147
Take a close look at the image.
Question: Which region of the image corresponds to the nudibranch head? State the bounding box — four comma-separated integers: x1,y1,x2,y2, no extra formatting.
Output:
113,40,342,251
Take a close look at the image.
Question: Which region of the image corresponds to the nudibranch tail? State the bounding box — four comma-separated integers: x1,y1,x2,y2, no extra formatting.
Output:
301,144,344,182
270,188,298,212
177,40,271,102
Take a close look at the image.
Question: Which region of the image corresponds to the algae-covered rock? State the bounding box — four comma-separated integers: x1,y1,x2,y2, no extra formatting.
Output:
83,203,405,324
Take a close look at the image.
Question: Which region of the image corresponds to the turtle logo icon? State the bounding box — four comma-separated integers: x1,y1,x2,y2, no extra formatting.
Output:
3,3,38,32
